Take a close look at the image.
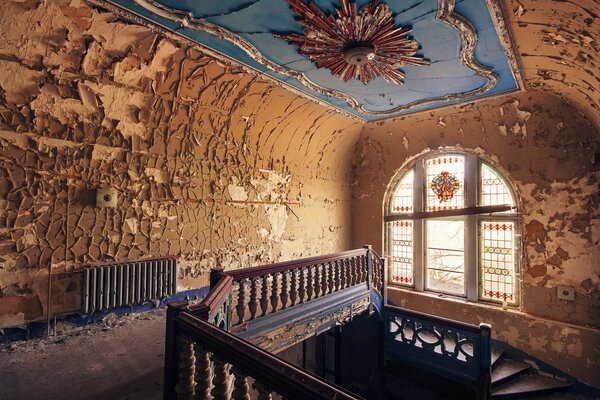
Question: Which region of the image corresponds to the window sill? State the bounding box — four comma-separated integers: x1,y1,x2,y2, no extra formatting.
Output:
387,284,521,313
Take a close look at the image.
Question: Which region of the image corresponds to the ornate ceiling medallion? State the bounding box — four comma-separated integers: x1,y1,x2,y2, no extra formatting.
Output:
275,0,430,85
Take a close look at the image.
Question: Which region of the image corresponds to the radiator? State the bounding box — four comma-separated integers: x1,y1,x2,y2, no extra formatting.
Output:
82,257,177,313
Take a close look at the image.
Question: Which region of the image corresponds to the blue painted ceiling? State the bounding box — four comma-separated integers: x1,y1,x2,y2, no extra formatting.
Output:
107,0,521,120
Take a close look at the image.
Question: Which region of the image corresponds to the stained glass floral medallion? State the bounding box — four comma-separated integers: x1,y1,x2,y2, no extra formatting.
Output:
430,171,461,203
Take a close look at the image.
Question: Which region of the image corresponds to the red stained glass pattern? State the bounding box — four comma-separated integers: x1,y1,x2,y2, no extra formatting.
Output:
391,169,413,214
430,171,461,202
480,220,516,304
426,155,465,211
388,220,413,286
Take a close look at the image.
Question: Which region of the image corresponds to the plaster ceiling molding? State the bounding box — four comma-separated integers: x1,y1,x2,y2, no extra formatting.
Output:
274,0,430,85
96,0,524,121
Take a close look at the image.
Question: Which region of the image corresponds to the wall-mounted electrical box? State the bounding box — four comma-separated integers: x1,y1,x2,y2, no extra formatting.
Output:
557,286,575,301
96,188,118,208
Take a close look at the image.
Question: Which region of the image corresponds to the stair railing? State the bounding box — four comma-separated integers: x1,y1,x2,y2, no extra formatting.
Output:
164,246,383,400
383,304,492,399
216,245,384,330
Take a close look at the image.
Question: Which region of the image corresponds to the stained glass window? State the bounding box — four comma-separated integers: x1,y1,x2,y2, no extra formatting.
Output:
425,155,465,211
388,220,413,285
385,151,519,306
391,169,413,213
480,221,515,302
388,170,414,286
480,163,514,207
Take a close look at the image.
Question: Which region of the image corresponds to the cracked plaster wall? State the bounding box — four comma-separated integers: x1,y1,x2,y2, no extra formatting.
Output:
0,0,362,329
351,91,600,386
504,0,600,128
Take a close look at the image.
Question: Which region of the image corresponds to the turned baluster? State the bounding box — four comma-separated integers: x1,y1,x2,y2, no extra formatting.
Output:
211,357,231,400
306,266,314,301
253,381,273,400
339,259,347,289
334,260,342,291
321,262,329,296
174,335,196,400
328,262,336,293
195,345,212,399
314,264,322,298
248,277,259,320
298,267,307,303
345,258,352,286
270,272,281,313
236,279,248,324
350,257,358,286
260,275,270,316
280,270,290,309
231,366,250,400
358,256,365,283
289,269,298,307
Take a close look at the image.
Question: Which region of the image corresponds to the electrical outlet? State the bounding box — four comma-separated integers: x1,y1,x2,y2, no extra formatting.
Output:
557,286,575,301
96,188,118,208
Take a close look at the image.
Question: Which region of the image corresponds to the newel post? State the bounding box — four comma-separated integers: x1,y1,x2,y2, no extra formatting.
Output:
478,323,492,400
210,267,226,289
381,256,387,305
164,300,191,400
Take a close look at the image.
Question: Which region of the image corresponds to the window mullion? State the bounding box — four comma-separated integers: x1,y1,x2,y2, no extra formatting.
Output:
465,154,478,301
413,159,425,291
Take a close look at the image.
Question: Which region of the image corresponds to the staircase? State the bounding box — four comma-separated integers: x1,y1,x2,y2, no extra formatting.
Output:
162,247,586,400
491,350,571,399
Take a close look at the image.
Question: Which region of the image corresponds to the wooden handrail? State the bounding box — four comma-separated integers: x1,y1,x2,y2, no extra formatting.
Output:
176,311,362,400
223,248,367,280
189,275,233,320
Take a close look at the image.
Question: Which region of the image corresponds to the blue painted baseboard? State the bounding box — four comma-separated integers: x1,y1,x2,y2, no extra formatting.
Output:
0,286,210,343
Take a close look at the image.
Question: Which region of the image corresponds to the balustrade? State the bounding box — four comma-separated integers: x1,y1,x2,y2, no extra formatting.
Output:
165,247,385,400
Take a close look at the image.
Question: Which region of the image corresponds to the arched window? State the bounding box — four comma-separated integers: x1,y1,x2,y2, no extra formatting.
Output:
384,150,520,305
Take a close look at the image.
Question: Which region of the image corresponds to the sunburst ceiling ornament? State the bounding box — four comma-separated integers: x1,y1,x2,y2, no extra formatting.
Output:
275,0,430,85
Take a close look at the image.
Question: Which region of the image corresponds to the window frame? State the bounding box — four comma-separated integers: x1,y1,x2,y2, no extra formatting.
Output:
384,149,521,306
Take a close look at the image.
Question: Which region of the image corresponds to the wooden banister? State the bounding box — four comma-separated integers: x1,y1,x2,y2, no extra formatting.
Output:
175,311,362,400
190,275,233,321
223,248,368,280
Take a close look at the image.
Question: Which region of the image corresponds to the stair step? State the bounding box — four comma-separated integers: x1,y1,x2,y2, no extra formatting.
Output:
491,348,503,366
491,359,531,385
492,374,570,398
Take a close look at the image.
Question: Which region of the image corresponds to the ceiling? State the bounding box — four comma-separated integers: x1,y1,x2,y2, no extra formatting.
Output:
104,0,524,121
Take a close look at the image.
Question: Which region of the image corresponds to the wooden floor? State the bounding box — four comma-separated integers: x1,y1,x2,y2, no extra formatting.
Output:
0,309,165,400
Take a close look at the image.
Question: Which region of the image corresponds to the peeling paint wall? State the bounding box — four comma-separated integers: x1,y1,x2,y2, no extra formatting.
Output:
351,91,600,385
504,0,600,129
0,0,362,328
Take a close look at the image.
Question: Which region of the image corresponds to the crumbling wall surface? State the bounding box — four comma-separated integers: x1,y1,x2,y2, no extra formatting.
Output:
0,0,362,328
352,91,600,385
503,0,600,129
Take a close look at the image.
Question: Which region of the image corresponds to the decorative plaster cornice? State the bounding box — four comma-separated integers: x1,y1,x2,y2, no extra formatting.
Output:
91,0,519,120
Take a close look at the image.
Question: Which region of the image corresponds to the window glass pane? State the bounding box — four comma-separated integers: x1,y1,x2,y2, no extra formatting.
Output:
480,221,516,303
426,220,464,295
426,155,465,211
388,220,413,285
391,169,413,213
480,163,514,207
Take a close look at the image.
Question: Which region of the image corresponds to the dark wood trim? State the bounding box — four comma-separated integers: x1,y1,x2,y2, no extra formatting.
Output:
189,275,233,319
163,300,190,400
383,304,480,333
175,312,363,400
383,204,513,222
224,248,368,280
